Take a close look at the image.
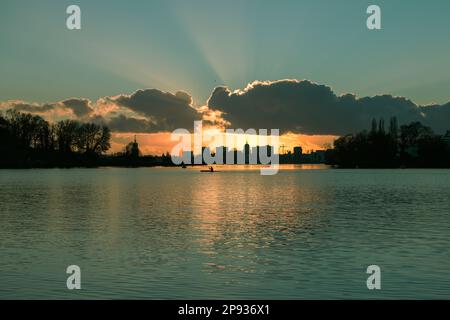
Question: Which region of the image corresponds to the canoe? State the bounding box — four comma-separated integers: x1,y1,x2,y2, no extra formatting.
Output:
200,170,221,172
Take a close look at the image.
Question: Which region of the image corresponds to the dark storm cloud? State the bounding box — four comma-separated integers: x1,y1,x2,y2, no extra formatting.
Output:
419,102,450,133
61,98,94,117
110,89,202,132
207,80,450,135
106,115,155,133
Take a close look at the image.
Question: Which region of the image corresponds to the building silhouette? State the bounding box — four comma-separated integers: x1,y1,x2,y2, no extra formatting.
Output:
125,135,140,158
217,146,227,164
293,146,303,163
244,141,250,164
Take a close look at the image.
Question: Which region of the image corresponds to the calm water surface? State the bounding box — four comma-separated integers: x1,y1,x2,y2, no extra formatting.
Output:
1,166,449,299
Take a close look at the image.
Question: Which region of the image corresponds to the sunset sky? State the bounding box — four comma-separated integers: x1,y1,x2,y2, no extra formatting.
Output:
1,0,450,154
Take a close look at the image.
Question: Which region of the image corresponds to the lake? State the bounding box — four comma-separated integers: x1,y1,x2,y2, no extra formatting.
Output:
0,166,449,299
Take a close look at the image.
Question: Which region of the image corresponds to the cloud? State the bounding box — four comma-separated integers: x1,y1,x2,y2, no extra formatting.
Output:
7,102,56,113
419,102,450,133
61,98,94,117
0,98,94,120
106,115,154,133
207,79,450,135
2,81,449,137
0,89,203,133
108,89,202,132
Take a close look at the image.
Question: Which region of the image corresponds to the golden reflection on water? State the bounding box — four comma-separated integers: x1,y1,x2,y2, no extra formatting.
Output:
189,167,334,273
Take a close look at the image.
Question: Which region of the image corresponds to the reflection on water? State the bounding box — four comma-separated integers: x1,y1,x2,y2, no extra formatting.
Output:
0,166,449,299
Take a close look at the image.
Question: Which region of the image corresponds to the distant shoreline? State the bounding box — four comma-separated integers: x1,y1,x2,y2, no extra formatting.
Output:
2,164,450,170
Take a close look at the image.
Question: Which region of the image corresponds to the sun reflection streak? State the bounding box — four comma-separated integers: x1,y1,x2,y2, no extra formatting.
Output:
187,170,333,274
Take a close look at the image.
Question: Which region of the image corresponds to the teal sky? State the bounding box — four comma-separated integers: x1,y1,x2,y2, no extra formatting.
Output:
1,0,450,106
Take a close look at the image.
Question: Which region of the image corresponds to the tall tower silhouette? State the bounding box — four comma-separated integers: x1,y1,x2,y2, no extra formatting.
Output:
244,140,250,164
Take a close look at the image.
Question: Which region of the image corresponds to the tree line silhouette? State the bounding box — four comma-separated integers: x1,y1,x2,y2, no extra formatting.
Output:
2,110,449,169
0,110,111,168
326,117,450,168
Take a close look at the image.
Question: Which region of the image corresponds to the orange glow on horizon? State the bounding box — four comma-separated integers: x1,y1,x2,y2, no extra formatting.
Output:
110,130,337,156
